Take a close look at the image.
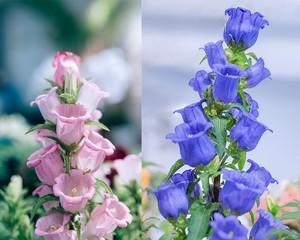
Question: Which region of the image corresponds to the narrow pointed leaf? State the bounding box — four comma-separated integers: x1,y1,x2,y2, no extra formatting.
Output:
86,120,110,132
165,159,184,180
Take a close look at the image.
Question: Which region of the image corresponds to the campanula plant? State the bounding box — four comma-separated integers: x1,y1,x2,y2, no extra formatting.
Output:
26,52,133,239
153,7,291,240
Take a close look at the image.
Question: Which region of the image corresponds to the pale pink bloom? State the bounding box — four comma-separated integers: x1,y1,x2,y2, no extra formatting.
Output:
83,196,132,239
33,185,59,210
113,154,141,185
90,110,102,121
55,104,90,145
31,88,60,123
27,144,64,185
53,51,81,87
35,212,75,240
73,131,115,173
77,80,109,114
53,170,95,213
36,129,57,147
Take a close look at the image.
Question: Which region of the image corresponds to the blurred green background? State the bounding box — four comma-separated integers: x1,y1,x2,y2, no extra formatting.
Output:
0,0,141,192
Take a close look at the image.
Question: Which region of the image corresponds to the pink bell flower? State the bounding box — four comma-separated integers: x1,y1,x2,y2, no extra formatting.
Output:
33,185,59,210
35,212,75,240
73,131,115,173
55,104,90,145
36,129,57,147
31,88,60,123
83,196,132,239
53,51,81,87
27,144,64,185
53,170,95,213
77,80,109,114
113,154,142,185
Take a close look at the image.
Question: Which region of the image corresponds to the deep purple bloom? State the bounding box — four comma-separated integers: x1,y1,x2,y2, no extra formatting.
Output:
235,92,259,118
166,122,216,167
224,7,269,49
247,159,278,187
203,41,227,68
174,101,209,126
230,112,271,151
189,70,212,98
213,64,242,103
171,169,200,198
153,183,189,219
250,210,287,240
242,58,271,88
220,169,266,215
210,213,248,240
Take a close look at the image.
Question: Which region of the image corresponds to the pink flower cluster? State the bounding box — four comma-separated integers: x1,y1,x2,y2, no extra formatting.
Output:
27,52,132,240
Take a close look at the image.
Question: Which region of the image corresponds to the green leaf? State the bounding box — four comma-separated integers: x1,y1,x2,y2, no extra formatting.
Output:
237,90,250,112
186,203,211,240
246,52,258,61
165,159,185,180
86,120,110,132
96,179,114,195
199,55,207,65
25,122,55,134
237,151,246,170
31,195,57,220
281,200,300,209
249,211,255,225
280,211,300,221
211,118,228,158
59,93,77,104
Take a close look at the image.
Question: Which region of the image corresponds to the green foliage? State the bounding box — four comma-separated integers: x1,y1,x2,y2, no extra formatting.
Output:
86,120,110,132
0,176,37,240
210,118,228,158
186,203,216,240
165,159,185,180
114,181,146,240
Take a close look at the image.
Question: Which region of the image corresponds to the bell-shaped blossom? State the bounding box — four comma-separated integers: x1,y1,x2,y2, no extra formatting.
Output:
203,41,227,68
174,101,209,126
166,122,216,167
246,160,278,188
113,154,141,185
31,88,60,123
235,92,259,118
53,51,81,87
73,131,115,173
53,170,95,213
35,212,76,240
171,169,200,198
83,196,132,239
55,104,90,145
189,70,212,98
210,213,248,240
250,210,287,240
27,144,64,185
36,129,57,147
213,64,242,103
224,7,269,49
154,183,189,219
242,58,271,88
230,112,271,151
33,185,59,210
77,80,109,114
220,169,266,215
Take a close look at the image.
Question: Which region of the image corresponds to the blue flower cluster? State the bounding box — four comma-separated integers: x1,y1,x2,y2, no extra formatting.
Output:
154,7,287,240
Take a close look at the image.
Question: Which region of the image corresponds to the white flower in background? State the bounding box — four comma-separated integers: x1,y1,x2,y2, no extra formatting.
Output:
0,114,35,145
81,48,131,104
113,154,141,185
